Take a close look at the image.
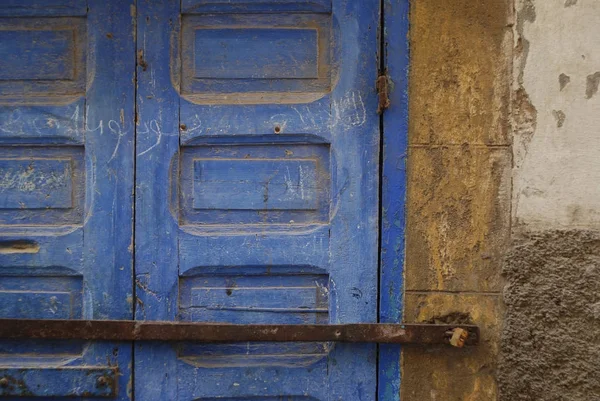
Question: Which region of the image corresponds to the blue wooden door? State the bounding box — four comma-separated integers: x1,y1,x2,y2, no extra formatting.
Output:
0,0,134,398
135,0,381,400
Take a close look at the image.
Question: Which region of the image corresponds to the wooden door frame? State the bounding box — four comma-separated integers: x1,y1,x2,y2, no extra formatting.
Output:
378,0,409,400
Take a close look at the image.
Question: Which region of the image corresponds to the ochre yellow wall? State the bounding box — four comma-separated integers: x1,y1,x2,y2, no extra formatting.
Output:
402,1,513,399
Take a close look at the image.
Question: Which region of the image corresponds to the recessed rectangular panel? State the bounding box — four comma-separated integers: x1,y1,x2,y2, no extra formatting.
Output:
0,17,86,104
0,158,73,209
0,275,83,319
0,368,116,397
183,0,331,13
178,230,330,273
179,274,329,324
191,284,326,311
179,143,330,227
178,342,330,368
194,28,318,79
0,30,75,80
193,159,318,211
180,14,333,104
189,398,319,401
0,146,84,226
0,101,85,144
0,291,72,319
0,1,87,17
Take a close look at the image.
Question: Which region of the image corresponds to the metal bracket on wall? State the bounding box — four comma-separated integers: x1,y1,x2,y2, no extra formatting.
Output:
0,320,479,348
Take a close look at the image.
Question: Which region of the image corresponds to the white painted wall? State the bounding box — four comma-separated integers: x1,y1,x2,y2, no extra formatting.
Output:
514,0,600,229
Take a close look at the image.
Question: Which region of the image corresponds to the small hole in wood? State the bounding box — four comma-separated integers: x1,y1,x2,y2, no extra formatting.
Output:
274,125,281,134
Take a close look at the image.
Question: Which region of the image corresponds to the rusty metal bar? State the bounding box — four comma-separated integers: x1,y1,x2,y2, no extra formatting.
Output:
0,319,479,346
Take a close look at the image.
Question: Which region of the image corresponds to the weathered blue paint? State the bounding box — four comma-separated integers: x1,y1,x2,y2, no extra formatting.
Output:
0,368,117,397
179,272,330,324
378,1,409,400
0,0,135,399
180,143,330,225
0,275,83,319
179,13,333,104
0,28,78,80
0,0,406,398
193,28,319,79
0,0,87,17
135,0,381,399
182,0,332,13
192,158,319,210
134,1,181,399
0,104,85,144
0,17,87,105
0,147,85,226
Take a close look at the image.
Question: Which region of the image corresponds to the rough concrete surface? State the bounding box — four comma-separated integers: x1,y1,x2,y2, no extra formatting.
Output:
499,231,600,401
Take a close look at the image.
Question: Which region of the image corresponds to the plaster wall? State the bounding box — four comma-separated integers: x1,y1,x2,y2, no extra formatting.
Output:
498,1,600,400
513,0,600,230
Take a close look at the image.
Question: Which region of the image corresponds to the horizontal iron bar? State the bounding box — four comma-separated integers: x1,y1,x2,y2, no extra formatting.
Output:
0,319,479,345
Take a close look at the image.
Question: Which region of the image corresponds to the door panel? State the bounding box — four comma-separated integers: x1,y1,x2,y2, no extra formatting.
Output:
135,0,380,399
0,1,135,399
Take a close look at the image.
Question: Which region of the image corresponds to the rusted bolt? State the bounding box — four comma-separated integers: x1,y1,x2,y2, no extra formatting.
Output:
96,376,109,387
0,377,8,388
179,124,187,131
449,328,469,348
274,125,281,134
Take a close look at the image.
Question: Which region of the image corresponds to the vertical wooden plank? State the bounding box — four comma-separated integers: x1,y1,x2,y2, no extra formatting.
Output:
84,0,135,400
327,0,381,400
134,0,180,322
378,0,409,400
85,0,135,321
134,0,180,399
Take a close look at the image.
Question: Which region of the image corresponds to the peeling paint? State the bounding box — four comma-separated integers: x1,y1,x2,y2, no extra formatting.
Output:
559,73,570,90
513,0,600,229
552,109,566,127
585,71,600,99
